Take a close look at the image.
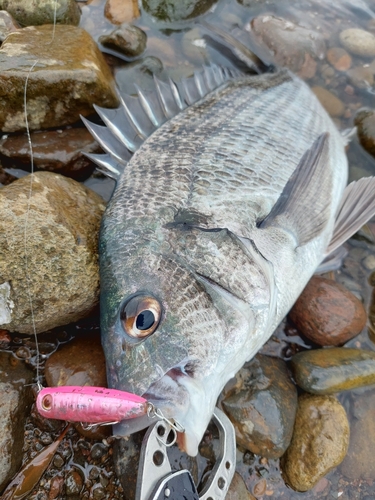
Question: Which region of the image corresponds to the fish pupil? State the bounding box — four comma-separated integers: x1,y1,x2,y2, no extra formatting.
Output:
136,310,155,330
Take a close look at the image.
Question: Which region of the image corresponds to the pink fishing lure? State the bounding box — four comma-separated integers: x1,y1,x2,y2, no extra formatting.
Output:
36,386,148,423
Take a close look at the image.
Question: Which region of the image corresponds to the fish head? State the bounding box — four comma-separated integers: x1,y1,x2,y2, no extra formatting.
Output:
100,225,272,456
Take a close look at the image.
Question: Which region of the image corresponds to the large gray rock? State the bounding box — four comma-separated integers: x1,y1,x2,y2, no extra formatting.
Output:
0,171,105,334
0,351,34,491
0,0,80,26
0,25,119,132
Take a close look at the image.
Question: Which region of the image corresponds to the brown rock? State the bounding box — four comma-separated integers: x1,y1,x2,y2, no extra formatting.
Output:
0,128,101,181
99,24,147,58
355,108,375,158
227,473,255,500
326,47,352,71
311,87,345,117
104,0,140,24
346,66,374,89
0,172,105,333
251,15,326,74
0,10,20,42
281,394,349,492
289,276,367,346
0,25,118,132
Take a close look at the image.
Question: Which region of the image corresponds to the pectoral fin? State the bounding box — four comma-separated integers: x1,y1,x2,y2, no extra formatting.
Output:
326,176,375,255
259,133,331,246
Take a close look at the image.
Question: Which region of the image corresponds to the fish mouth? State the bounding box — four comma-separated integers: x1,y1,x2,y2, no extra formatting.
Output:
143,364,217,457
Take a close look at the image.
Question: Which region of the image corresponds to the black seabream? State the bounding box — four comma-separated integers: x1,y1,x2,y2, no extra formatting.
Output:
83,41,375,455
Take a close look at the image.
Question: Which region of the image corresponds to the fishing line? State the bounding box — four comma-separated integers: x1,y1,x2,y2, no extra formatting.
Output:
23,0,58,390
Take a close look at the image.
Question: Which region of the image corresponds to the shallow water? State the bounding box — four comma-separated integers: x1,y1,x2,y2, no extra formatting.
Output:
2,0,375,498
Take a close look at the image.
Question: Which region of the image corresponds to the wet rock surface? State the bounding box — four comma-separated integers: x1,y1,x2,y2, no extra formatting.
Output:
0,10,19,42
355,109,375,158
0,0,81,26
99,24,147,58
0,25,118,132
311,86,345,117
339,28,375,58
326,47,352,71
222,355,297,459
104,0,140,24
291,348,375,394
227,473,256,500
289,276,367,346
142,0,217,22
0,351,34,491
251,15,326,76
115,56,163,94
282,394,349,492
0,127,101,181
340,391,375,480
0,171,105,333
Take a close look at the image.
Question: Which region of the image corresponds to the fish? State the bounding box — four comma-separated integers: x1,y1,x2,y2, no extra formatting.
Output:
83,36,375,456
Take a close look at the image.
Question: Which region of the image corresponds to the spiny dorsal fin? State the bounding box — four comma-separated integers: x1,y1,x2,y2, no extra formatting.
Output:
326,176,375,255
82,64,235,180
259,133,332,247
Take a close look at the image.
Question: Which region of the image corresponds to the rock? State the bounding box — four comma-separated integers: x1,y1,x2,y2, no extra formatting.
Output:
181,28,208,64
65,469,84,496
142,0,217,22
0,10,19,42
326,47,352,71
0,0,80,26
222,354,298,459
363,254,375,270
340,391,375,480
339,28,375,58
281,394,349,492
312,87,345,117
104,0,140,25
99,24,147,58
346,66,374,89
0,351,34,491
227,473,255,500
355,109,375,158
289,276,367,346
251,15,326,75
291,348,375,394
0,127,101,181
0,171,105,333
115,56,163,95
0,25,118,133
113,431,146,500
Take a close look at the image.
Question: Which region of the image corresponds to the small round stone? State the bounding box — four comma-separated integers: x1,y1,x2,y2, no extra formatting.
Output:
326,47,352,71
339,28,375,58
312,87,344,117
355,109,375,158
289,276,367,346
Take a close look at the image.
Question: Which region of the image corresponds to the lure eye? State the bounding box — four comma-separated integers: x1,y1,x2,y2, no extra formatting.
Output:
121,295,161,339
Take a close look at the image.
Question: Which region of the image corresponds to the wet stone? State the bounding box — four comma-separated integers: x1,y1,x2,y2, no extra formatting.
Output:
355,108,375,158
289,276,367,346
0,0,80,26
222,354,298,459
291,348,375,394
340,390,375,480
0,10,19,42
0,25,118,132
142,0,217,22
0,172,105,333
281,394,349,492
339,28,375,58
99,24,147,58
227,473,256,500
65,468,84,496
113,432,144,500
346,66,374,89
0,351,34,491
312,87,345,117
0,127,101,181
251,15,326,76
326,47,352,71
104,0,140,24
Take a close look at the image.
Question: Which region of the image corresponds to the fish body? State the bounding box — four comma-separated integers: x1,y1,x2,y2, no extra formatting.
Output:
97,68,347,455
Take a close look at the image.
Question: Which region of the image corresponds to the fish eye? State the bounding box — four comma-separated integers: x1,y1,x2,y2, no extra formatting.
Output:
121,295,161,339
